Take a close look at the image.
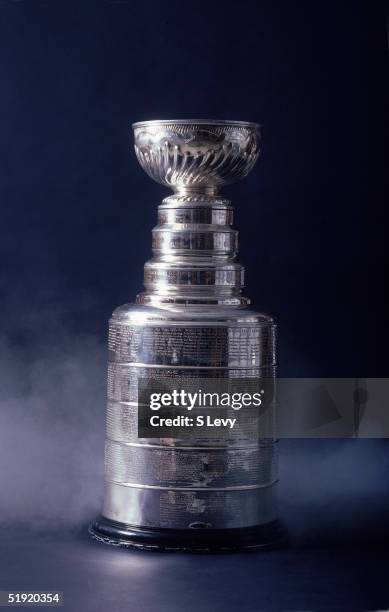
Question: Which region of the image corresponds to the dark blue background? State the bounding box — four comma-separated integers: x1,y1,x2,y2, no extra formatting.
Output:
1,0,387,376
0,3,388,611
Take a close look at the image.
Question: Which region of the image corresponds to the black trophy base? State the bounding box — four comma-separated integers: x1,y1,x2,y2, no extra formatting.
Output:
88,515,286,552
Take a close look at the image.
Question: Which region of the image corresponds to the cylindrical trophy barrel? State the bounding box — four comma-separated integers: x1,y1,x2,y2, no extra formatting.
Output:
89,305,282,550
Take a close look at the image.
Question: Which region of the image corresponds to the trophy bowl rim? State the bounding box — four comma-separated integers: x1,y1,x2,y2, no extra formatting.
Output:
132,118,260,130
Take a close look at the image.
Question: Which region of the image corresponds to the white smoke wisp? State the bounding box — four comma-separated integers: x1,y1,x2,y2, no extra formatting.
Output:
0,332,106,532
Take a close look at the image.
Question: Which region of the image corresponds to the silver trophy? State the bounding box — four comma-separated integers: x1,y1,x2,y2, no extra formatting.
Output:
89,119,283,550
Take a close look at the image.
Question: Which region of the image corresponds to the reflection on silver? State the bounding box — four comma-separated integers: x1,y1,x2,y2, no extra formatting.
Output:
133,119,260,190
96,119,278,535
102,482,277,529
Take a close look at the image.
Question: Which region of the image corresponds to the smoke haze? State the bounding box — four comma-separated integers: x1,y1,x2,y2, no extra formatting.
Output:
0,293,106,531
0,300,388,543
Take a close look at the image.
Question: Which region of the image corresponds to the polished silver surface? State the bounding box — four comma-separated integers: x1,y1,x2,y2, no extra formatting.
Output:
97,119,278,535
133,119,260,192
102,482,277,529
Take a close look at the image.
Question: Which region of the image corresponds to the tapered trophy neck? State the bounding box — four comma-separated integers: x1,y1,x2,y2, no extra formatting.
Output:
132,119,261,307
136,192,249,307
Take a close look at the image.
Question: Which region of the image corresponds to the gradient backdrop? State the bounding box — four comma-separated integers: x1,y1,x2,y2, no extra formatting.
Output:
0,1,388,610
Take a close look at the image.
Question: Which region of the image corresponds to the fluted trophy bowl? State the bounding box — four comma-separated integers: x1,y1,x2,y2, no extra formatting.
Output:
132,119,260,193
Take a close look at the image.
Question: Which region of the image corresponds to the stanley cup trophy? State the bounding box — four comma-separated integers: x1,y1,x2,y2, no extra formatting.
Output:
89,119,284,551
